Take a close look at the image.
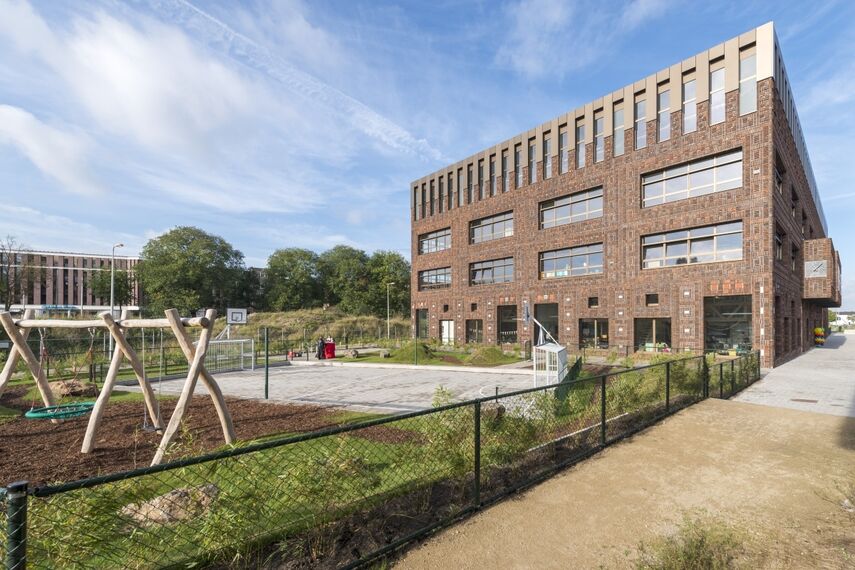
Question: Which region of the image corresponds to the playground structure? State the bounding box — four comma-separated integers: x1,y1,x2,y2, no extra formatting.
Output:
0,308,235,466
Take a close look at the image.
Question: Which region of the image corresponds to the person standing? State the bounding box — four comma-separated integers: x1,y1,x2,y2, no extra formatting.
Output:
316,337,326,360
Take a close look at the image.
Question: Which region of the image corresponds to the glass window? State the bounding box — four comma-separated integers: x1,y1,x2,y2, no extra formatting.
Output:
543,134,552,179
646,293,659,306
634,98,646,149
457,169,464,207
470,211,514,244
579,318,609,349
588,296,599,308
594,115,604,162
683,79,697,133
739,53,757,115
540,187,603,228
429,180,435,216
469,257,514,286
775,230,784,260
438,177,444,213
498,305,518,344
613,107,624,156
535,303,559,343
515,144,523,188
467,164,474,203
466,319,483,343
658,89,670,142
559,126,569,173
642,221,743,269
489,155,496,196
710,67,725,124
416,309,429,339
413,187,419,220
634,318,672,350
417,267,451,290
704,295,752,353
540,243,604,279
477,160,484,201
418,228,451,254
642,149,742,207
528,139,536,184
502,150,510,192
575,121,586,168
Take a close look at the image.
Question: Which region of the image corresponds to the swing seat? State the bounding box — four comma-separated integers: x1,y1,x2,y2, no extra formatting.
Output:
25,401,96,420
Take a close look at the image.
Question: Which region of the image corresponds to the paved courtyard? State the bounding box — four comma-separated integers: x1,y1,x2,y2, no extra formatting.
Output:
735,333,855,417
119,362,535,413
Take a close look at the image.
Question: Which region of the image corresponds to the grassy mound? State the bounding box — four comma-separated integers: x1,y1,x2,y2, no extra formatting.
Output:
386,342,435,364
465,346,516,366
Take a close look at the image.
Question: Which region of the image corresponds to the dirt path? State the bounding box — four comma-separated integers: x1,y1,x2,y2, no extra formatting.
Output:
396,399,855,569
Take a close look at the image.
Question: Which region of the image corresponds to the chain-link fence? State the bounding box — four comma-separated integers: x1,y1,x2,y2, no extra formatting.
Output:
4,352,760,569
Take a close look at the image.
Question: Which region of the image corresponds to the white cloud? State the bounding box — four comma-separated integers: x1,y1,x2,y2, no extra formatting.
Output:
0,105,101,195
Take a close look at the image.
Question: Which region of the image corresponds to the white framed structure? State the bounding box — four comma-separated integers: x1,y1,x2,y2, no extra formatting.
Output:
533,342,567,388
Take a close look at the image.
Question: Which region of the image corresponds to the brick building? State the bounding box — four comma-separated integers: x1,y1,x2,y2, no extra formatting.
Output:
409,22,841,368
2,250,140,316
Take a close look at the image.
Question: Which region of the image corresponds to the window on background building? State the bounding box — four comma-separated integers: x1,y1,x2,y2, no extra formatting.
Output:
543,133,552,179
502,150,510,192
417,267,451,290
469,257,515,286
438,177,444,213
539,243,604,279
791,245,799,272
791,188,799,219
646,293,659,306
498,305,518,343
579,318,609,348
641,149,742,207
429,180,435,216
658,88,671,142
634,318,672,350
477,160,484,201
515,144,523,188
683,78,697,133
774,167,783,194
775,230,784,260
634,97,647,149
470,211,514,244
535,303,559,343
613,105,625,156
420,184,427,219
559,125,569,173
739,51,757,115
465,319,483,343
416,309,429,339
704,295,752,352
528,139,536,184
594,113,604,162
588,296,599,308
801,211,807,236
418,228,451,254
413,187,419,220
467,164,474,203
540,187,604,228
489,155,496,196
642,221,743,269
575,120,586,168
457,168,464,207
710,66,726,124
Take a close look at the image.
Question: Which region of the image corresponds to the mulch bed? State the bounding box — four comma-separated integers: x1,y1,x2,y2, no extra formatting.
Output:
0,387,415,487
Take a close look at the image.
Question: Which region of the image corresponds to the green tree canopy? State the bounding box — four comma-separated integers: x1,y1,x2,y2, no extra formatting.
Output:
137,226,245,316
90,269,134,309
265,248,321,311
318,245,370,314
365,250,411,317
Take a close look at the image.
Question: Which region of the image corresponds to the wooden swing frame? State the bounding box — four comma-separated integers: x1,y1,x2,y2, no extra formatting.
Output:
0,308,235,466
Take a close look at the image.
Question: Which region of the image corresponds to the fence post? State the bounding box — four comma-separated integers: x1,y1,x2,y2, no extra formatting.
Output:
600,376,607,446
264,328,269,400
702,356,709,399
5,481,28,570
729,359,735,397
665,361,671,413
719,362,724,399
473,401,481,508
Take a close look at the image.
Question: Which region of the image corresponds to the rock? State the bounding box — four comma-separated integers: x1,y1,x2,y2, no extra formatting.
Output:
49,379,98,398
482,403,506,425
120,484,219,527
347,349,359,358
380,350,391,358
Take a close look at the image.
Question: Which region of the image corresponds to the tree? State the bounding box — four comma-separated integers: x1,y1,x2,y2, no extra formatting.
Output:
318,245,371,314
90,269,134,309
0,235,35,312
828,309,838,323
265,249,321,311
136,227,245,316
365,250,411,317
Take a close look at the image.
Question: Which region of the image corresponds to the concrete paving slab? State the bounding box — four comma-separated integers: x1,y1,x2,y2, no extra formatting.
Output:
734,333,855,417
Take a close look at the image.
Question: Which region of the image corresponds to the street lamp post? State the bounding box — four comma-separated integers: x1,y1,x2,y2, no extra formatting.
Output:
109,242,124,352
386,282,396,339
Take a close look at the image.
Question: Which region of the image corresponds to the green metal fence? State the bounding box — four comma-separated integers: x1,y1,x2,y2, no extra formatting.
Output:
3,352,760,569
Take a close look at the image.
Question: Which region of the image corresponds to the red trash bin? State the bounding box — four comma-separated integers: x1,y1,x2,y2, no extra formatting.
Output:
324,342,336,360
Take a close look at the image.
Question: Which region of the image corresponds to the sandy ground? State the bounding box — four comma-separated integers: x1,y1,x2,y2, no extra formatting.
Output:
396,398,855,569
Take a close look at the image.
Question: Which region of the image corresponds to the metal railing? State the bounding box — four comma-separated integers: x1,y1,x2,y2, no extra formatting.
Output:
2,352,760,569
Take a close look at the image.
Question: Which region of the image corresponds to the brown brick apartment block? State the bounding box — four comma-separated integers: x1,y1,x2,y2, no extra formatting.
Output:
409,22,841,368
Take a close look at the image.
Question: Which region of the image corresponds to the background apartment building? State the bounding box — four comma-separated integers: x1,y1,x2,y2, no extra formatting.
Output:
410,22,841,368
1,250,140,315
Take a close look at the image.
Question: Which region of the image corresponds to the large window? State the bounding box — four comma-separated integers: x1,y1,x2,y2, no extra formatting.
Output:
704,295,752,353
515,144,523,188
418,228,451,254
575,120,585,168
594,114,604,162
642,222,743,269
477,160,484,201
466,319,483,343
470,211,514,244
437,177,444,213
739,52,757,115
642,149,742,206
635,318,671,350
559,126,569,173
489,155,496,196
579,318,609,348
469,257,514,286
634,98,646,149
467,164,473,203
416,309,429,339
528,139,536,184
613,106,625,156
710,67,725,124
683,78,697,133
498,305,517,343
658,89,670,142
535,303,559,343
457,168,464,207
540,243,604,279
502,150,510,192
418,267,451,290
540,187,603,228
543,134,552,179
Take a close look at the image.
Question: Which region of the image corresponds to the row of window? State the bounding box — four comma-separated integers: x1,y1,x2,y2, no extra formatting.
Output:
418,149,744,255
413,51,757,221
417,221,744,290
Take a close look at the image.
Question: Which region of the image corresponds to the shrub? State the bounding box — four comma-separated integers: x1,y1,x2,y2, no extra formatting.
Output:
635,515,742,570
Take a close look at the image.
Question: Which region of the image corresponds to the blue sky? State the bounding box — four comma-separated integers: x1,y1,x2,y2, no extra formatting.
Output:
0,0,852,308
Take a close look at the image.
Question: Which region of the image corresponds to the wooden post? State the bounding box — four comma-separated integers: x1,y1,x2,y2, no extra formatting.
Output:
101,312,162,431
0,309,34,397
164,309,234,445
0,312,56,411
151,309,217,466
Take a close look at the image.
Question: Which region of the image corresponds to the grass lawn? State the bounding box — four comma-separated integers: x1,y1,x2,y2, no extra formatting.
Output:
0,404,20,424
